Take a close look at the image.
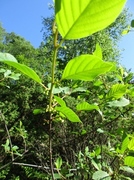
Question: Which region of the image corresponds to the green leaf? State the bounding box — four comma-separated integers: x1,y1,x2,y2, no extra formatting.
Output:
55,106,81,122
33,109,43,115
54,96,66,106
120,136,130,154
128,87,134,97
4,70,11,77
55,157,62,169
0,52,41,83
120,166,134,174
62,55,114,81
128,137,134,151
92,170,110,180
108,97,130,107
55,0,126,39
131,19,134,28
124,156,134,167
0,52,17,62
93,44,102,59
9,73,21,80
106,84,127,99
77,102,99,111
2,61,41,83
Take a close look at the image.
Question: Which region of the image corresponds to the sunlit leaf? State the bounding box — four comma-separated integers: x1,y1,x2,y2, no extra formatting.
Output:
2,61,41,83
128,137,134,151
120,136,130,154
55,0,126,39
124,156,134,167
0,52,42,83
55,106,81,122
93,44,102,59
108,97,130,107
77,102,99,111
54,96,66,106
55,157,62,169
62,55,114,81
106,84,127,99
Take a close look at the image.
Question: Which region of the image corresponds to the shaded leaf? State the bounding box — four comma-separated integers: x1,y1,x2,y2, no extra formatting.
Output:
131,19,134,28
108,97,130,107
33,109,43,115
62,55,114,81
92,170,110,180
55,0,126,39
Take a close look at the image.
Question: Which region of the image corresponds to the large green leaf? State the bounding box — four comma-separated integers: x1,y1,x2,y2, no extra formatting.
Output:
55,106,81,123
106,84,127,99
55,0,126,39
77,102,99,111
124,156,134,167
62,55,114,81
0,53,41,83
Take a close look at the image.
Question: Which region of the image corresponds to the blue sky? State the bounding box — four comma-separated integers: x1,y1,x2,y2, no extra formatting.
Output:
0,0,134,72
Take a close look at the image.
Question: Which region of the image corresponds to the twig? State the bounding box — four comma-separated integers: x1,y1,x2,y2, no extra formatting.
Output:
0,110,14,161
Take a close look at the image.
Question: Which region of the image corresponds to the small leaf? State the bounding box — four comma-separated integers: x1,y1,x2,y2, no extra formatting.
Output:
54,96,66,106
55,106,81,122
120,136,130,154
124,156,134,167
62,55,114,81
4,70,11,77
33,109,43,115
108,97,130,107
77,102,99,111
9,73,21,80
93,44,102,59
92,170,110,180
106,84,127,99
131,19,134,28
55,157,62,169
128,137,134,151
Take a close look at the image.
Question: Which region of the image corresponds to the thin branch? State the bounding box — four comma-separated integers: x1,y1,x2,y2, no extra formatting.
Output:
0,110,14,161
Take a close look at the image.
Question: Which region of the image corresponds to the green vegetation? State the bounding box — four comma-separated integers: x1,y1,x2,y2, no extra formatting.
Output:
0,0,134,179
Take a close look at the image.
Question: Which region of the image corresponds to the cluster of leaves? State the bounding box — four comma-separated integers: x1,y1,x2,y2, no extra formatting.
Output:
0,0,134,179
